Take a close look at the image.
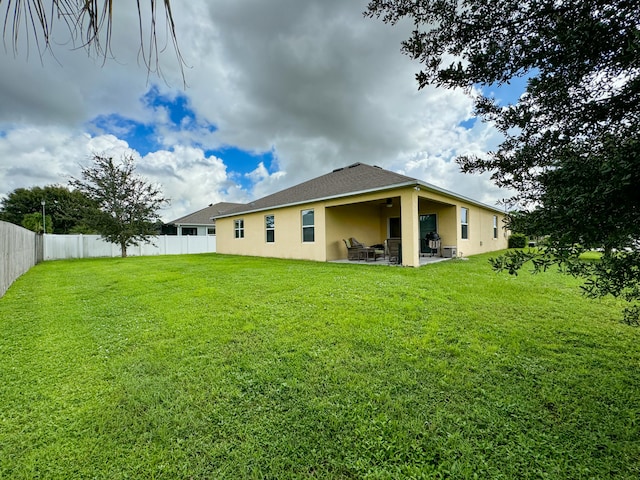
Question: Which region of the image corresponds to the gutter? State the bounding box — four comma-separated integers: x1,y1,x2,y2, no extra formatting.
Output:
415,180,505,214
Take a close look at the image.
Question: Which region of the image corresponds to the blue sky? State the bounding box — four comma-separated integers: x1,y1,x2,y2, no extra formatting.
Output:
88,87,280,192
0,0,524,221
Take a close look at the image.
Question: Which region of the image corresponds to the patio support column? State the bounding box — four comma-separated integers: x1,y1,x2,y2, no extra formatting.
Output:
400,189,420,267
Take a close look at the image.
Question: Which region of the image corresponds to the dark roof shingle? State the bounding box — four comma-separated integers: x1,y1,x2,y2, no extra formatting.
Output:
219,163,416,217
169,202,246,225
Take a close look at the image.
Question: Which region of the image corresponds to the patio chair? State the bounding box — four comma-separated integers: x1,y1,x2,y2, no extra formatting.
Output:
386,238,401,264
343,238,362,261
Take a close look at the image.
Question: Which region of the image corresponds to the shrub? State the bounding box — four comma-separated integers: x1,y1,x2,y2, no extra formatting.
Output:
509,233,527,248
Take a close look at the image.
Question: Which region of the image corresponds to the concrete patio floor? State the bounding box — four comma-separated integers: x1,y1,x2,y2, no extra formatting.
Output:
331,254,453,267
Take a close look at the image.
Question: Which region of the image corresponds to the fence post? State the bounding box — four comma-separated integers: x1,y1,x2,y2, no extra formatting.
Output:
36,233,43,264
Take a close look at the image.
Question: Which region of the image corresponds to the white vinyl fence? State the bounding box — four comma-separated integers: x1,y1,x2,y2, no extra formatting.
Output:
0,221,42,297
43,234,217,260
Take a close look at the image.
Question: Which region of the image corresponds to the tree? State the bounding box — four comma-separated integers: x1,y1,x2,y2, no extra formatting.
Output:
1,0,185,83
69,154,169,257
21,212,52,234
366,0,640,324
0,185,97,234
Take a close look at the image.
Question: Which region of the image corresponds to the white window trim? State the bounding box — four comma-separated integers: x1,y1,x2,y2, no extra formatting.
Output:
301,209,315,243
461,207,469,240
265,214,275,243
234,219,245,239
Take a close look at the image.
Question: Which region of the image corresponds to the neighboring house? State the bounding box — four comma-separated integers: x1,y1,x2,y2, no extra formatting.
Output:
166,202,245,236
214,163,509,267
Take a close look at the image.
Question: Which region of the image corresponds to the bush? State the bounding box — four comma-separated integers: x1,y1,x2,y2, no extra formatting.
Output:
22,212,53,234
509,233,527,248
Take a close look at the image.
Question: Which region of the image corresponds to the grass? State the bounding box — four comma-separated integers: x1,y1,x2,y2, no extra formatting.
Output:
0,252,639,479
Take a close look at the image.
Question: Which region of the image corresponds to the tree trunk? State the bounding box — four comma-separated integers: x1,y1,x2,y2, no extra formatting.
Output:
121,242,127,258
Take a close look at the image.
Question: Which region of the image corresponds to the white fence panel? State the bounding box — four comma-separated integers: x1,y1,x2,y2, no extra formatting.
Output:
0,221,41,297
43,234,216,260
84,235,120,257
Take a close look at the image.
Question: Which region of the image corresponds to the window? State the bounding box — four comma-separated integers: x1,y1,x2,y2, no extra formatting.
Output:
461,207,469,239
301,209,314,242
493,215,498,239
265,215,275,243
234,219,244,239
208,225,216,236
181,227,197,236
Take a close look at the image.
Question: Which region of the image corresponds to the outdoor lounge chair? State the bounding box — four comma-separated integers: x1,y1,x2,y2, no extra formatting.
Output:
343,238,362,261
349,237,385,261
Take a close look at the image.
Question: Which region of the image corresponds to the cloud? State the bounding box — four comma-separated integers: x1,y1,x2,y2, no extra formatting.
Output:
141,145,243,220
0,126,243,221
0,127,96,192
0,0,515,225
245,162,287,199
182,0,493,193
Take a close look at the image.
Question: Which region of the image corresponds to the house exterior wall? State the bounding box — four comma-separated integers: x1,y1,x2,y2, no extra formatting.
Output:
217,190,400,262
216,204,328,261
216,186,508,265
456,203,508,256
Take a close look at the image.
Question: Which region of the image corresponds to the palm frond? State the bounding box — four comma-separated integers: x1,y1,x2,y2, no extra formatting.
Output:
1,0,186,85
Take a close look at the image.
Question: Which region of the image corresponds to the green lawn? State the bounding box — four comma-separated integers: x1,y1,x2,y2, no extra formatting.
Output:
1,252,638,479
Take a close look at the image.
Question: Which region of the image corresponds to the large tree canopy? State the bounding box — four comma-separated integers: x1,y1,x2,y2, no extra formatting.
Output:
366,0,640,323
0,184,97,234
70,154,169,257
1,0,184,81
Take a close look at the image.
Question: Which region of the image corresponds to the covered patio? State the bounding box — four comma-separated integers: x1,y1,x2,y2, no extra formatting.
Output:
325,191,459,267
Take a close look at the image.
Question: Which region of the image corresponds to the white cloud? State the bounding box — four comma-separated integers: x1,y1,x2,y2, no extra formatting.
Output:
0,126,244,221
0,0,515,224
141,146,242,220
245,162,287,199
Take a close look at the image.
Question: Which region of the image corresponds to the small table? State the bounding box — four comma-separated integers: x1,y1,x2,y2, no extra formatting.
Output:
359,247,385,261
358,247,376,261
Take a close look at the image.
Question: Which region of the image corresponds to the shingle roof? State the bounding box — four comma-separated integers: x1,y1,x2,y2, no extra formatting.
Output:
218,163,417,217
169,202,246,225
214,162,504,218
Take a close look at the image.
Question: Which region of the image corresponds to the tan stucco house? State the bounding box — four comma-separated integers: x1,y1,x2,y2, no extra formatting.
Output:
167,202,245,236
214,163,509,267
